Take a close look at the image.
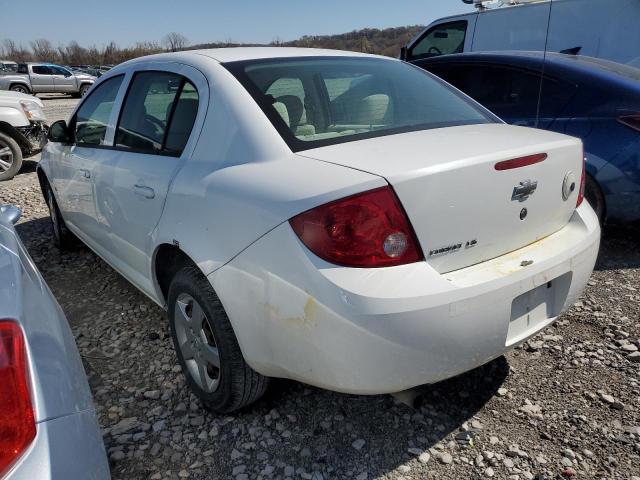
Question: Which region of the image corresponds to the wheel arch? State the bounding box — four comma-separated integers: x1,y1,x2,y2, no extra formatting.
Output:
153,243,208,306
0,121,30,153
9,82,31,93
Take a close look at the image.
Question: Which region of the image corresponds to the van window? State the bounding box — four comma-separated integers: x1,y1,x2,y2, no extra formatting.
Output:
409,21,467,60
74,75,124,145
115,71,199,156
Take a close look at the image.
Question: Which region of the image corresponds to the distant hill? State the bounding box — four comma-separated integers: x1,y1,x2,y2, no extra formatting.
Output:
191,25,425,58
2,26,426,65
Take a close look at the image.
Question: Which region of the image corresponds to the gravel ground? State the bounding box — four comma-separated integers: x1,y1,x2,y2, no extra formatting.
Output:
1,96,639,480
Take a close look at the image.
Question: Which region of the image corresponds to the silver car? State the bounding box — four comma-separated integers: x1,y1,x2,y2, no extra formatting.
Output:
0,205,110,479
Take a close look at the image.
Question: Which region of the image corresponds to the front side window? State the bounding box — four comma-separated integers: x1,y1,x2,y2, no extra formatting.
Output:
115,71,199,155
50,65,71,76
74,74,124,145
225,57,494,152
409,21,467,60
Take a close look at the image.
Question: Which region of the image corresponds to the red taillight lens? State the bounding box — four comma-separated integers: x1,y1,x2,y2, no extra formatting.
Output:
617,114,640,132
576,157,586,207
290,186,424,267
0,321,35,477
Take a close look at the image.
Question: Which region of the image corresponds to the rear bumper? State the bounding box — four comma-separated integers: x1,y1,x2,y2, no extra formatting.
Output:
209,203,600,394
4,409,110,480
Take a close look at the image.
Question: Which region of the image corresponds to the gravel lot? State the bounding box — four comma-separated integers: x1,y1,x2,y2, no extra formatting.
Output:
1,95,639,480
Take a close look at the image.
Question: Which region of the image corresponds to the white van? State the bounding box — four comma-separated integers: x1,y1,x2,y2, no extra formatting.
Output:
401,0,640,67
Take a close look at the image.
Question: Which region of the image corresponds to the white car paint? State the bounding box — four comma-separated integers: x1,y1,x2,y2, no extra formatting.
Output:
39,48,600,395
0,90,45,127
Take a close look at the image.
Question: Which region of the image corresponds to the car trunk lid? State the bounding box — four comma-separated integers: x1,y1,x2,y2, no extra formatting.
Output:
299,124,584,273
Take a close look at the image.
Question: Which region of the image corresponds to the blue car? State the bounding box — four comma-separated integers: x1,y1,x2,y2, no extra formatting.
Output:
413,52,640,224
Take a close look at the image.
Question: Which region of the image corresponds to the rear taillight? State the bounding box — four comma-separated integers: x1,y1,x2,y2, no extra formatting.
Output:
617,114,640,132
0,321,35,477
576,157,586,208
290,186,423,267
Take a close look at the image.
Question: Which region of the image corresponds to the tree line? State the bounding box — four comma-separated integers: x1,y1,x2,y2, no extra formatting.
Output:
0,26,424,66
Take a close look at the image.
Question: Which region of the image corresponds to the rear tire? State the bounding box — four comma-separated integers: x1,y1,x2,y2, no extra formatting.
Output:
9,84,29,95
585,175,605,225
168,266,269,413
44,183,75,249
0,132,22,181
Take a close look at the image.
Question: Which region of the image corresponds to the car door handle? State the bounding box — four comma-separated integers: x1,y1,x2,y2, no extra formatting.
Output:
79,168,91,179
133,185,155,199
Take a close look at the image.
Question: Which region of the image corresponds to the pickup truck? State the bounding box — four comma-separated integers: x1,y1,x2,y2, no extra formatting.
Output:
0,90,48,180
0,62,95,97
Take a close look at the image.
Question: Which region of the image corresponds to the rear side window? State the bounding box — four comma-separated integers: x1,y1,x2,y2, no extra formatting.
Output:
115,71,199,156
32,65,52,75
74,75,124,145
430,64,540,121
409,21,467,60
428,63,577,126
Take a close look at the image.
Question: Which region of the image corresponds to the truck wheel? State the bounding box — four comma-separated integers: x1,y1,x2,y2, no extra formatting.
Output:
168,266,269,413
9,84,29,95
0,132,22,181
79,84,91,97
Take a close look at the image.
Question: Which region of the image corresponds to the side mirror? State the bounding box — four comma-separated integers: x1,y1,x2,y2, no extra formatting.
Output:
48,120,71,143
0,205,22,225
400,46,408,61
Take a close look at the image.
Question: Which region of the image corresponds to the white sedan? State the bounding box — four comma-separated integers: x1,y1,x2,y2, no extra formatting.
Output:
38,48,600,412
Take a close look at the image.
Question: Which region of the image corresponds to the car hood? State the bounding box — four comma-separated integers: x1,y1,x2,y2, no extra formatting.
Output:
74,73,96,81
0,89,43,107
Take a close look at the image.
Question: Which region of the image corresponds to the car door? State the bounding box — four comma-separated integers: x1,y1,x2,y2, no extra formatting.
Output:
91,63,207,295
53,74,125,240
50,65,76,93
30,65,54,93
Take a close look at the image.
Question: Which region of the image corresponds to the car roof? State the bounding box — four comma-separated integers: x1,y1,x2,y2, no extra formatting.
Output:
120,47,388,67
423,51,640,85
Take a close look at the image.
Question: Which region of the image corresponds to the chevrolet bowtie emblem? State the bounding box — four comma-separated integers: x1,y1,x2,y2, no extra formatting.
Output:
512,180,538,202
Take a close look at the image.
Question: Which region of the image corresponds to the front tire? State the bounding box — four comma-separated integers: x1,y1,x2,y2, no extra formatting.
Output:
168,266,269,413
0,132,22,181
79,84,91,97
45,183,75,249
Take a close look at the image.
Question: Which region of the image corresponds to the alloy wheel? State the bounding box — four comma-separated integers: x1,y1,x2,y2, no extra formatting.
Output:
0,141,13,173
174,293,221,393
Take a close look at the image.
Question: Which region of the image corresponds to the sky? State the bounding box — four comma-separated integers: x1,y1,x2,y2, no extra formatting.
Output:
0,0,474,48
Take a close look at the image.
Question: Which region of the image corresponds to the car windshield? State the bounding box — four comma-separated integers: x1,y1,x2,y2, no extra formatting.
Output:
225,56,496,151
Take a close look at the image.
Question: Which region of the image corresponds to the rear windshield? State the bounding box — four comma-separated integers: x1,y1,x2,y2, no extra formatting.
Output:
224,57,496,151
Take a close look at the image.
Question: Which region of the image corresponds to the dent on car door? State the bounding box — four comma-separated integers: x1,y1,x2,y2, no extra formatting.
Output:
92,67,205,294
60,75,125,239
